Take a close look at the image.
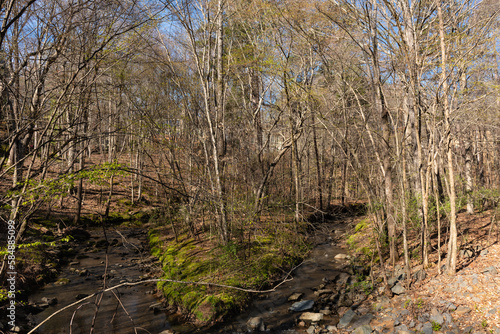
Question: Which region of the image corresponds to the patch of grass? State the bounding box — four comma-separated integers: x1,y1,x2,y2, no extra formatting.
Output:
404,298,411,308
431,321,441,331
417,298,424,309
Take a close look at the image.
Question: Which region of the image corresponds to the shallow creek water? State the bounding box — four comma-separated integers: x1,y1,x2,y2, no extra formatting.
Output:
29,228,193,334
207,222,350,334
29,222,350,334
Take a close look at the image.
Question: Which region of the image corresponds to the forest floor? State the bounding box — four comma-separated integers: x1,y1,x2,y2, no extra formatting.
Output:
2,153,500,334
306,208,500,334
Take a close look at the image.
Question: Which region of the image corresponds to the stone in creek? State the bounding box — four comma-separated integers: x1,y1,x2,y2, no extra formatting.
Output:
41,297,58,306
149,302,166,314
338,309,356,328
78,269,89,276
247,316,265,332
314,289,333,297
288,292,303,302
289,300,314,312
334,253,348,260
299,312,324,322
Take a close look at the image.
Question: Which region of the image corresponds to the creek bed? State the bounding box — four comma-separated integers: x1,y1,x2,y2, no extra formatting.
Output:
28,228,194,334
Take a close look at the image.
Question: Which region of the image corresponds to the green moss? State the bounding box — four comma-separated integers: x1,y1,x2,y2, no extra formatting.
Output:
149,221,310,326
55,278,70,285
355,219,369,232
42,235,55,242
0,288,8,302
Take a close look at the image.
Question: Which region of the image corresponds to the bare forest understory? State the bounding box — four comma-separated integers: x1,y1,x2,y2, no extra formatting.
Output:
1,0,500,333
0,170,499,334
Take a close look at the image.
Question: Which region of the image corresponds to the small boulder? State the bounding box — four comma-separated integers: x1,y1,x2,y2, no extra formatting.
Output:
288,292,303,302
351,313,374,328
456,306,472,315
447,302,457,311
422,322,433,334
247,317,265,332
391,283,406,295
413,269,426,282
41,297,58,306
352,325,372,334
290,300,314,312
430,308,444,325
395,324,410,334
299,312,324,322
338,309,356,328
314,289,333,297
335,253,348,260
482,266,498,275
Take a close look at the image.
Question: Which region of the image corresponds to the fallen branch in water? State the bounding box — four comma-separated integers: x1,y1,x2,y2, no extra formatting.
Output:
28,261,304,334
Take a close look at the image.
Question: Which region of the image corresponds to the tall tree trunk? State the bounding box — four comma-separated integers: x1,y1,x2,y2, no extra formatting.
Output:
368,0,398,263
438,4,458,276
74,154,84,224
311,112,323,210
465,138,473,214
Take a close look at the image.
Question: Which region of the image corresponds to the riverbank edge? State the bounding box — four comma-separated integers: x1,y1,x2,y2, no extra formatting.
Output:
147,220,312,328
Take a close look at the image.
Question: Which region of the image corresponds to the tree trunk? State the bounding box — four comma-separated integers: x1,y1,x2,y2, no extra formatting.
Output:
438,4,458,276
465,138,473,214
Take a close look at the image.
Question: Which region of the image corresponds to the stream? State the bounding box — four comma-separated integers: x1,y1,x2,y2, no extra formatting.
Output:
206,222,350,334
28,228,194,334
27,221,352,334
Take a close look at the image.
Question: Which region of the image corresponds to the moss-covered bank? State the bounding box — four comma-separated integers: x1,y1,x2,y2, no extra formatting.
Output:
148,220,311,326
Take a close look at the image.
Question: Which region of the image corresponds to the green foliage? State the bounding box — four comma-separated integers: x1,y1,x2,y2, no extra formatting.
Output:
11,162,126,206
346,219,374,262
354,219,369,232
481,319,488,328
417,298,423,309
0,240,57,256
431,321,442,331
474,188,500,212
404,298,411,309
352,279,373,295
0,288,8,302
